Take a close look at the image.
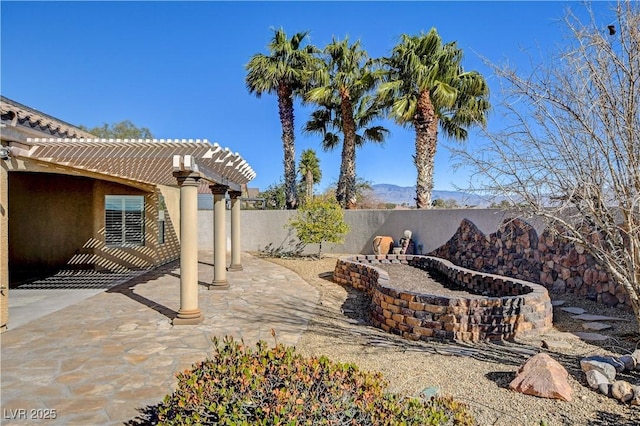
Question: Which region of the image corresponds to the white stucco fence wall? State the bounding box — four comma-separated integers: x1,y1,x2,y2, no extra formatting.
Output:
197,209,548,255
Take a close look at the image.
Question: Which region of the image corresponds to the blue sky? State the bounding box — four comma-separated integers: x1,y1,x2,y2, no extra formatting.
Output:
1,1,612,193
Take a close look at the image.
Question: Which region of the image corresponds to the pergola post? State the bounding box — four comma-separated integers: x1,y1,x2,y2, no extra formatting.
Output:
173,167,203,325
209,183,229,289
228,190,243,271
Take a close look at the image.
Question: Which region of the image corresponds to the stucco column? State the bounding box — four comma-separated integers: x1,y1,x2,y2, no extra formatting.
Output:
210,184,229,289
228,190,243,271
172,171,203,325
0,160,8,332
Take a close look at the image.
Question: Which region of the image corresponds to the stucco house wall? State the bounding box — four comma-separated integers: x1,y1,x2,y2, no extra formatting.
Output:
9,172,95,276
1,161,9,330
8,172,181,282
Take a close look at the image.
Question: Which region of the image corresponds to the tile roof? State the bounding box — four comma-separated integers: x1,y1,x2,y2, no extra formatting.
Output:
1,96,94,139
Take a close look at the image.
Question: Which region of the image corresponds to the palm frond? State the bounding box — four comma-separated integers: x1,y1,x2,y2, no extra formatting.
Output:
322,132,341,151
362,126,390,144
246,28,318,98
379,27,489,136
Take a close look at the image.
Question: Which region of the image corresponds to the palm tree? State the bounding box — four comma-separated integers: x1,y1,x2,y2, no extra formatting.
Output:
305,94,388,206
298,149,322,200
246,28,318,209
305,37,385,209
379,29,490,209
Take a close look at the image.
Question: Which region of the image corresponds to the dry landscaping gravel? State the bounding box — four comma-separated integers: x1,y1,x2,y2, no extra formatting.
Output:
376,263,478,297
261,253,640,426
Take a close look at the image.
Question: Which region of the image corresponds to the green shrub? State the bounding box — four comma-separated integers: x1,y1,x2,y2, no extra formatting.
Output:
287,196,349,257
156,336,474,425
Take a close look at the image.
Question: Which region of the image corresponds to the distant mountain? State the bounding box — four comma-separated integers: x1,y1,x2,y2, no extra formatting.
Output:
370,183,492,207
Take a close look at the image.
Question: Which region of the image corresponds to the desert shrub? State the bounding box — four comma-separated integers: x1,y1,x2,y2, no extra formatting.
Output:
287,196,349,257
156,336,474,425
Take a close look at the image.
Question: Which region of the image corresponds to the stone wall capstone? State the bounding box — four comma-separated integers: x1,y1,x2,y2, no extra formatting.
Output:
429,218,630,310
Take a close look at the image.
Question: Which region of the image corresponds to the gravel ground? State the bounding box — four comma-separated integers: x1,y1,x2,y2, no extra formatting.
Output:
376,263,479,297
261,253,640,426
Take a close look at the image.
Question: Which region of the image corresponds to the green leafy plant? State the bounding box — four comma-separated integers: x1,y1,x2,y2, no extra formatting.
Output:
79,119,153,139
155,336,474,425
287,196,349,257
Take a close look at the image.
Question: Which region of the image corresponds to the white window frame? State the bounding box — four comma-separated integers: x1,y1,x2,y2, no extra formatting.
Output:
105,195,145,247
158,198,166,245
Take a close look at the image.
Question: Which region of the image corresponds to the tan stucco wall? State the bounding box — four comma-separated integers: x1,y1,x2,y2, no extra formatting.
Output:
198,209,536,255
8,172,181,280
9,172,95,275
84,180,180,271
1,160,8,330
158,184,181,243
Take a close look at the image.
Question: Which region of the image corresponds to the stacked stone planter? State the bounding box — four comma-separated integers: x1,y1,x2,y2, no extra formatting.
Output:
333,254,552,343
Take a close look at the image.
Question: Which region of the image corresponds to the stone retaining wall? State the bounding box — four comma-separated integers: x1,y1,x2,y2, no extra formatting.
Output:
430,218,630,309
333,255,552,343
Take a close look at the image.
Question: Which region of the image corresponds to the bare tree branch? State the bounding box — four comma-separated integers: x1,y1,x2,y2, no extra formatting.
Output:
454,1,640,327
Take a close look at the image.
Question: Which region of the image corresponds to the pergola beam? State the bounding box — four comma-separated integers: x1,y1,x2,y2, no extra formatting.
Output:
19,138,255,190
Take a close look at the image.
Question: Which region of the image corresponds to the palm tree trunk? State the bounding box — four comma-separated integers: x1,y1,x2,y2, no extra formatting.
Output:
413,90,438,209
306,169,314,199
278,83,298,209
335,163,346,207
340,90,358,209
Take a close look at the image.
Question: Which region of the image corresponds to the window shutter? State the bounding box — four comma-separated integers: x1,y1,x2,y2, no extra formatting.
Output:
105,195,145,246
105,197,124,245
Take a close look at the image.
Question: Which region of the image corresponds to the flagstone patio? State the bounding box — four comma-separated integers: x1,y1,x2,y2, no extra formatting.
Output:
1,252,319,425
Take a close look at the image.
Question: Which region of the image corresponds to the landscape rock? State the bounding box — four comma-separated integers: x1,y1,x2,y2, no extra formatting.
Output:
619,355,636,371
552,279,566,293
430,218,630,310
573,332,610,342
541,339,573,351
581,322,612,331
584,355,625,372
599,356,625,373
572,314,629,322
611,380,634,403
585,369,611,390
631,385,640,405
561,307,586,315
580,358,617,381
601,292,619,307
421,386,440,399
599,383,612,396
509,353,572,401
631,349,640,367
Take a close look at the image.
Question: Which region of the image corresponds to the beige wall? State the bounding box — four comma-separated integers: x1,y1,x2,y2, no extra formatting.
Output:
198,209,531,255
9,172,95,275
8,172,181,281
159,184,181,243
1,160,8,330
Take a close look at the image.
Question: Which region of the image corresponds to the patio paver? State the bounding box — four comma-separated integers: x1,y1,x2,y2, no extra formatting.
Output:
1,252,320,425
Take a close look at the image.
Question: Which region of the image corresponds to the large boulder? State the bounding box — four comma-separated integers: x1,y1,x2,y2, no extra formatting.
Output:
509,353,573,401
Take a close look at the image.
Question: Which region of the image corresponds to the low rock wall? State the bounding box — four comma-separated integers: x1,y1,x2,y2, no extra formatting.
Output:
333,254,552,343
430,218,629,309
